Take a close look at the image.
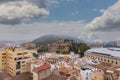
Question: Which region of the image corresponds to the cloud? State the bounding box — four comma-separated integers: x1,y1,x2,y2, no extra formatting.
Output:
86,0,120,32
0,0,49,25
78,32,99,42
46,0,78,7
0,20,87,40
100,9,105,13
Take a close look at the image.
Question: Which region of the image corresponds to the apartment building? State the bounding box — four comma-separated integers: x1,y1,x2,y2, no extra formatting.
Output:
0,48,33,76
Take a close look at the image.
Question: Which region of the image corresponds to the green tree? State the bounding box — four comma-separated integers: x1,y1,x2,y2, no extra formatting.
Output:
61,51,69,54
78,43,90,57
33,53,39,58
69,43,79,53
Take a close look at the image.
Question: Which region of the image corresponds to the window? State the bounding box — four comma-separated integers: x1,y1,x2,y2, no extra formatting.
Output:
15,57,22,60
111,61,114,63
2,53,6,55
2,56,5,58
16,62,21,69
16,71,21,75
23,52,27,55
17,53,22,55
22,61,25,63
104,59,106,61
22,65,25,67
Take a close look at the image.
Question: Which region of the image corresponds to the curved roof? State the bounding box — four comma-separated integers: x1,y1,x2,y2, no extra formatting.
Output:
86,48,120,57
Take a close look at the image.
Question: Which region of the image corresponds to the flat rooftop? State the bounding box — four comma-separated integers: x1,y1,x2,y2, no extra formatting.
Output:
86,48,120,57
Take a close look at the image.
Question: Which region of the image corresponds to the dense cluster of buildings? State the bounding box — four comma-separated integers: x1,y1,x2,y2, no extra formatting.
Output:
0,46,120,80
85,48,120,80
47,40,72,53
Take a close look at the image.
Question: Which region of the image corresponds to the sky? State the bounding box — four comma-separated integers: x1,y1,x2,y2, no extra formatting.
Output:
0,0,120,42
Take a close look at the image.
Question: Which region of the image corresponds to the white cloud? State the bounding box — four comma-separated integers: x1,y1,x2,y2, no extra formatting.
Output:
86,0,120,31
0,0,49,25
0,20,87,40
78,32,99,42
100,9,105,13
46,0,78,7
46,0,59,8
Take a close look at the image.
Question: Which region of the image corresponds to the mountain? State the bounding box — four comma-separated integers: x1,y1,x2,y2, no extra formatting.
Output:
32,34,84,45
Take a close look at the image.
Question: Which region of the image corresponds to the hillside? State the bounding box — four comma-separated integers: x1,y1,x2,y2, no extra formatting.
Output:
32,34,84,45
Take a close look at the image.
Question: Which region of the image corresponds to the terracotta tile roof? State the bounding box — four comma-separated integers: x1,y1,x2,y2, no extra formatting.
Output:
35,63,51,72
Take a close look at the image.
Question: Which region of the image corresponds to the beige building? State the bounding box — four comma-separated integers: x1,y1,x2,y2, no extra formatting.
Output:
0,48,33,76
85,48,120,66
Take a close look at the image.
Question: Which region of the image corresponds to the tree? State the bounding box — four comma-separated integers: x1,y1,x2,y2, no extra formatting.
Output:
33,53,39,58
78,43,90,57
61,51,69,54
69,43,80,54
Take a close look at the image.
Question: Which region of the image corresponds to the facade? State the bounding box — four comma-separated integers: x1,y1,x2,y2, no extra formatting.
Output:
0,48,33,76
0,51,6,70
85,48,120,66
